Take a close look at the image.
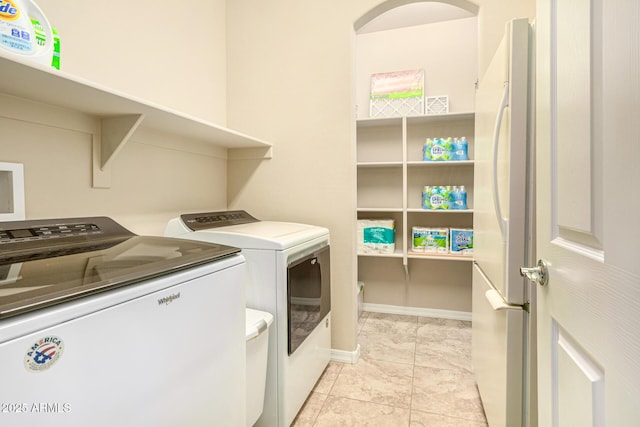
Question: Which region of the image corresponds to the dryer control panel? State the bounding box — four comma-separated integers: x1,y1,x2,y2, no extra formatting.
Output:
181,210,259,231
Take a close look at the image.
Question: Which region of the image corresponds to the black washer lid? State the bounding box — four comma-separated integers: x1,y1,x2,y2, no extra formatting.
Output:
0,217,240,320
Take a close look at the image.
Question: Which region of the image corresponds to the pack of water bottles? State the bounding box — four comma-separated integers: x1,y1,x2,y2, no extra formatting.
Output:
423,136,468,161
422,185,468,210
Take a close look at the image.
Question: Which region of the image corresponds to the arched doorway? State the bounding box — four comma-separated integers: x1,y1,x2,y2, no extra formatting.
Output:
354,0,479,33
352,1,484,425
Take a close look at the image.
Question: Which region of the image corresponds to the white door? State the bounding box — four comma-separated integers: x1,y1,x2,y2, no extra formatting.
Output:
535,0,640,425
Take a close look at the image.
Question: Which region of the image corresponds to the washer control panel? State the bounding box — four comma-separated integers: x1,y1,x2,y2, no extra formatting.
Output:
0,223,102,244
0,217,134,257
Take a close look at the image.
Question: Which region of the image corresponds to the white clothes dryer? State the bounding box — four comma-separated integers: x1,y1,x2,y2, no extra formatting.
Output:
166,210,331,427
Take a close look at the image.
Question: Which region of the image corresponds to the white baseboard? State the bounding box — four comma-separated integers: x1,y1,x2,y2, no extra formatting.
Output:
362,303,472,322
330,344,360,364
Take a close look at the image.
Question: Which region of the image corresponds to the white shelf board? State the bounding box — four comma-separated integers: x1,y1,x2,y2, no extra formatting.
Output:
357,251,404,258
357,207,404,212
0,54,271,150
407,252,473,262
357,161,403,168
357,111,475,128
406,111,475,123
407,209,474,214
356,116,403,128
407,160,474,167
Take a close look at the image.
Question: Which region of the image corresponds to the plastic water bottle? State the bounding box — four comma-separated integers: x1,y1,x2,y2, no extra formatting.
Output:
452,137,469,161
423,139,433,161
422,186,431,209
451,186,467,210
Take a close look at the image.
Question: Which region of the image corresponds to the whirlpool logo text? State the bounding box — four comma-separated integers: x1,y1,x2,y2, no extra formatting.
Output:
158,292,181,306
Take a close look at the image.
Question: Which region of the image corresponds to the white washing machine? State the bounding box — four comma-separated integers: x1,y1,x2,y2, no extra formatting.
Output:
165,210,331,427
0,216,247,426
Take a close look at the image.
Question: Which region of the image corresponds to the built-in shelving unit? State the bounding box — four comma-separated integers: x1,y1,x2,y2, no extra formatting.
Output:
356,111,475,272
0,55,272,187
355,13,478,314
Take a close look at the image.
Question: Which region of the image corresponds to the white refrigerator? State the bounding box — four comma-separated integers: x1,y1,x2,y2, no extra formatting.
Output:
472,18,535,427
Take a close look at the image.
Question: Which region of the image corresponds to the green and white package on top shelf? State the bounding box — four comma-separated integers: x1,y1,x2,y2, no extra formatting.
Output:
412,227,449,254
357,219,396,254
369,68,424,117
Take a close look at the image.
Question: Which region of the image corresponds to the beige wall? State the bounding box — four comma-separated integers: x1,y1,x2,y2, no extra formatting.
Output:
2,0,231,235
0,97,228,235
476,0,535,79
226,0,534,353
37,0,228,124
356,16,479,117
226,1,365,354
0,0,534,354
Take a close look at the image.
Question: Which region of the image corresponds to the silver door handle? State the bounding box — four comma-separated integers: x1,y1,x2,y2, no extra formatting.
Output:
520,259,549,286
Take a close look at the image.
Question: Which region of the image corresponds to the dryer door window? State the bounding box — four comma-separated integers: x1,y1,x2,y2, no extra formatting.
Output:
287,245,330,355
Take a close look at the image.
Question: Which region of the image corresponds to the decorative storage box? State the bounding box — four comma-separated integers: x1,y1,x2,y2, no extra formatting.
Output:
370,69,424,117
425,95,449,114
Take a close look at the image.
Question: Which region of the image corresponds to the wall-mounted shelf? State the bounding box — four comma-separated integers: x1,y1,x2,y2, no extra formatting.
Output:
0,55,272,187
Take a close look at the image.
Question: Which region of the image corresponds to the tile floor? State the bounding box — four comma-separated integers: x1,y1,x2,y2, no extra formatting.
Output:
292,311,488,426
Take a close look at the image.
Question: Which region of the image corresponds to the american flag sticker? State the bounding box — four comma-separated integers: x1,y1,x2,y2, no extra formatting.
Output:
24,336,64,372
